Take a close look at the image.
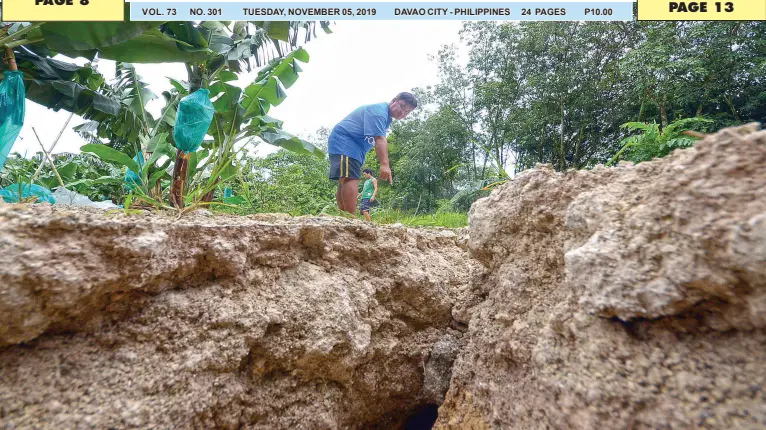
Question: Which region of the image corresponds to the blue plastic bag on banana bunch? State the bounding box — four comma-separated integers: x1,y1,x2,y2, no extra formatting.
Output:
0,71,26,172
173,89,214,153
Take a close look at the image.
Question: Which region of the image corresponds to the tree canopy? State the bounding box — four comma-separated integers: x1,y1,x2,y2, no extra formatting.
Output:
362,21,765,215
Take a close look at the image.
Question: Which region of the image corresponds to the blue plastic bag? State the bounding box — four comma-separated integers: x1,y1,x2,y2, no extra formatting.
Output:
173,89,214,153
0,183,55,204
0,71,26,172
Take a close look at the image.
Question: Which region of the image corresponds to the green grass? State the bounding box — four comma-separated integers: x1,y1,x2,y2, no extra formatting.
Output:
213,203,468,228
369,207,467,228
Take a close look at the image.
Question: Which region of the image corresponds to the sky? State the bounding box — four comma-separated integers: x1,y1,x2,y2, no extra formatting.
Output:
12,21,466,159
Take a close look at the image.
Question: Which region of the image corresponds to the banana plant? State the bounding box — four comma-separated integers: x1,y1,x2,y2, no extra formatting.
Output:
163,22,329,208
79,65,182,201
77,48,323,210
1,19,331,211
74,62,165,153
7,48,122,124
180,47,324,208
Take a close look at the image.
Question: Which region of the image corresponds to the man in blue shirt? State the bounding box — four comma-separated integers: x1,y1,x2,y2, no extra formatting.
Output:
328,92,417,215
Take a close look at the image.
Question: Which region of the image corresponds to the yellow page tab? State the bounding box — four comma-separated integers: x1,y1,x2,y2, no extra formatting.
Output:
2,0,125,22
638,0,766,20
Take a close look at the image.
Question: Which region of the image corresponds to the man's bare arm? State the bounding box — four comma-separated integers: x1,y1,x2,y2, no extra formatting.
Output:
371,178,378,201
374,136,393,184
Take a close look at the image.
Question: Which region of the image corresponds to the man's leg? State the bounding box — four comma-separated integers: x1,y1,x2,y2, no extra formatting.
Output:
330,154,345,212
336,181,344,212
362,210,371,222
338,177,358,215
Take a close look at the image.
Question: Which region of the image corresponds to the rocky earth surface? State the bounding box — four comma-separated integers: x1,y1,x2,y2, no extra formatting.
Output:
0,209,479,428
437,123,766,429
1,124,764,429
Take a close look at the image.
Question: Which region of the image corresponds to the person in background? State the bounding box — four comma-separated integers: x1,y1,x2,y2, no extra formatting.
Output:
327,92,417,215
358,168,378,222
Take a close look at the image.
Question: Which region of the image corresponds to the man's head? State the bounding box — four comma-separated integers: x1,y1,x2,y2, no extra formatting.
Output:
389,92,418,120
363,168,373,179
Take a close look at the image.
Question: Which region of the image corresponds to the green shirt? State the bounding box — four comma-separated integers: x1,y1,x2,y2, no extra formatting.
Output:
361,178,375,199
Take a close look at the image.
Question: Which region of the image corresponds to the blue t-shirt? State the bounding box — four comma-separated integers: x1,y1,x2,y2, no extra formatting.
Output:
328,102,391,163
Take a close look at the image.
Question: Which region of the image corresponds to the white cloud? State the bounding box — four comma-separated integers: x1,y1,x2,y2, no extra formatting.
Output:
11,21,465,159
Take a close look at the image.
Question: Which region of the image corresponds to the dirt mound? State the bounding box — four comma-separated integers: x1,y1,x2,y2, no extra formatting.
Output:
0,208,479,428
437,124,766,429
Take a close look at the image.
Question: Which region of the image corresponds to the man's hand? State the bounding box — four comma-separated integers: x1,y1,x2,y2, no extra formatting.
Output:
370,196,375,202
379,164,393,184
374,137,393,185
